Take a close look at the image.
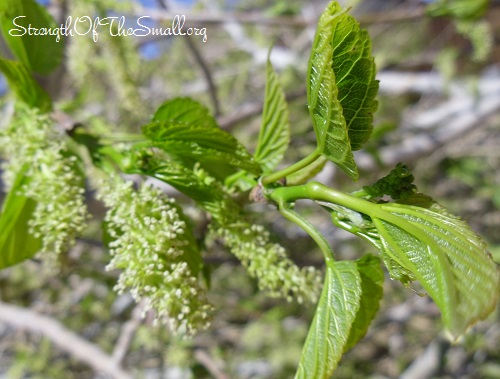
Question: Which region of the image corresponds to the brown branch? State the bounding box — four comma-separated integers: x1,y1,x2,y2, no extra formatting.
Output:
0,301,132,379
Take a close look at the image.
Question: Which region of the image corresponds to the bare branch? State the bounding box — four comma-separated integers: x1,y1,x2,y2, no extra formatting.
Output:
193,349,231,379
0,301,132,379
127,6,425,28
112,303,144,365
184,36,221,117
217,88,306,130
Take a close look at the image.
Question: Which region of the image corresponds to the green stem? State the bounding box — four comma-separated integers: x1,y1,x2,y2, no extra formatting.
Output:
269,181,376,217
278,204,335,264
261,148,321,185
350,189,369,198
269,181,458,325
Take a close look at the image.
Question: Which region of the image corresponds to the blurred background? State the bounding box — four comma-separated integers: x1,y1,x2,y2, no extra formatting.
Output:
0,0,499,378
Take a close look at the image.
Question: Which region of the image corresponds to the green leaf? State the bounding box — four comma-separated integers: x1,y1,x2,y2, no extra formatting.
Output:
363,163,418,200
136,161,220,205
0,58,51,111
0,0,63,74
307,1,378,180
307,2,357,180
372,201,500,337
327,203,418,287
145,98,261,175
254,57,290,173
152,97,218,126
323,186,498,337
144,124,261,174
0,166,42,270
344,254,384,352
295,260,361,379
331,4,378,151
126,150,234,220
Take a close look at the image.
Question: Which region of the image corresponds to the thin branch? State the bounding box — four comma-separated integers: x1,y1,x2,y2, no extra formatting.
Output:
184,36,221,116
193,349,231,379
127,6,426,28
0,301,132,379
112,303,144,365
154,0,221,116
217,88,306,130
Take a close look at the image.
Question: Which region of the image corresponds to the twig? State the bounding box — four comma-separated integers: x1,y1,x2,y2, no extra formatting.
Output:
127,6,426,28
0,301,132,379
184,36,221,116
112,303,144,365
194,349,231,379
154,0,221,116
217,88,306,130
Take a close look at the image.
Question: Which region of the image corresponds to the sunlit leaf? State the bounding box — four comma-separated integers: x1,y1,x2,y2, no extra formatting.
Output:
136,160,220,205
0,0,63,74
331,5,378,151
0,165,42,269
145,98,261,175
0,58,51,111
295,260,361,379
152,97,218,127
373,201,500,337
343,254,384,352
307,1,378,180
325,188,499,337
254,57,290,173
307,2,357,179
144,123,261,174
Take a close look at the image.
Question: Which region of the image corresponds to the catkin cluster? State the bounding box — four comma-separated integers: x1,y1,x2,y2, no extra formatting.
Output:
215,223,321,304
97,177,213,334
0,109,88,259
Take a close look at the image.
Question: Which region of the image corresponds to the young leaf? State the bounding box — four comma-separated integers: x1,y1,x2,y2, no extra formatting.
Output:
130,158,221,205
145,98,261,175
0,0,63,74
307,2,358,180
362,163,418,200
126,152,236,223
336,198,499,337
0,166,42,269
327,203,418,287
373,202,500,337
298,182,498,337
331,4,378,151
295,260,361,379
307,1,378,180
143,123,261,174
343,254,384,352
0,58,51,111
254,57,290,173
152,97,218,126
